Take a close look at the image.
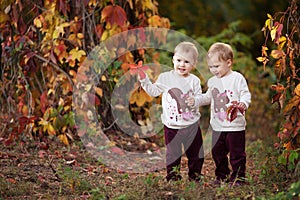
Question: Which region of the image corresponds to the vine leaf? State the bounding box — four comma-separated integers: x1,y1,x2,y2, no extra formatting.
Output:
129,60,148,79
226,101,245,122
101,5,127,27
129,89,153,107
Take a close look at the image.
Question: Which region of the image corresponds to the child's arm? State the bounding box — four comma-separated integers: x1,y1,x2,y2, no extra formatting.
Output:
238,76,251,110
189,79,211,107
139,74,164,97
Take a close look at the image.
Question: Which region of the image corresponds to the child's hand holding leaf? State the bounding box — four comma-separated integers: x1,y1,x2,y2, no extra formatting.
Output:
226,101,246,122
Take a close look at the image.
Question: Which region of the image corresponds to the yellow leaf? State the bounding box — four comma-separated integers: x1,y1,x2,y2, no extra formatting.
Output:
69,48,86,62
148,15,161,27
271,50,284,59
101,30,109,41
265,19,272,30
295,84,300,96
94,87,103,97
130,89,153,106
22,105,29,116
278,36,287,50
256,57,266,62
114,77,119,83
267,13,273,19
143,0,155,11
39,118,49,126
33,15,43,28
53,23,69,39
68,33,77,42
85,84,92,91
284,96,300,114
262,46,268,55
270,28,276,41
101,75,107,81
64,105,71,111
58,134,69,146
47,124,56,135
77,33,84,39
88,0,97,6
0,12,10,24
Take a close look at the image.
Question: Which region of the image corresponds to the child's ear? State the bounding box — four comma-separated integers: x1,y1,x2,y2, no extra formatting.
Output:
227,59,232,67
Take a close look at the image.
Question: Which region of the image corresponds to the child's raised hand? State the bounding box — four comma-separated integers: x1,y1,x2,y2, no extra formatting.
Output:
129,60,148,80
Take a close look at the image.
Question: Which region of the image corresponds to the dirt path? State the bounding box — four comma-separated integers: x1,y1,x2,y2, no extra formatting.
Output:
0,138,271,199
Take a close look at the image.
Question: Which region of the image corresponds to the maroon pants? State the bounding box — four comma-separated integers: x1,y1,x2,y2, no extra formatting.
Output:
164,123,204,181
212,130,246,182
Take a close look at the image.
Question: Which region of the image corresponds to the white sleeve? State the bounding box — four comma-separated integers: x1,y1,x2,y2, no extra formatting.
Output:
198,79,212,106
198,90,212,106
239,76,251,108
192,78,203,108
139,74,164,97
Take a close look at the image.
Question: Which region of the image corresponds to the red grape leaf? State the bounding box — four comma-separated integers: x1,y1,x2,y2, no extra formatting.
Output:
129,60,148,79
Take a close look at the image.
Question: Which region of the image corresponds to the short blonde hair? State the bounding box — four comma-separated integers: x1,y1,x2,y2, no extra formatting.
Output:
174,42,198,66
207,42,233,62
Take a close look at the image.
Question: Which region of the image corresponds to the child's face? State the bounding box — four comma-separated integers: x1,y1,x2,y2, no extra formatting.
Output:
208,54,232,78
173,53,194,77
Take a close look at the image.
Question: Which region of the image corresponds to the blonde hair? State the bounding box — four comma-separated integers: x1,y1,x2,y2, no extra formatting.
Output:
174,42,198,66
207,42,233,62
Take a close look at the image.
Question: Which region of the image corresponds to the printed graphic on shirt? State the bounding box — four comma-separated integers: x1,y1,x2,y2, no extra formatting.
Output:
212,88,230,121
166,88,195,122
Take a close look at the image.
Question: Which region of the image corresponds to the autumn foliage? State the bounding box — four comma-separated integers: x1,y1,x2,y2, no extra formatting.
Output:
257,0,300,152
0,0,170,146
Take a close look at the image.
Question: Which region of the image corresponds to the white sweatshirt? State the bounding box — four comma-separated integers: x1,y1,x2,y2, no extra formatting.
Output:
200,71,251,131
139,70,202,129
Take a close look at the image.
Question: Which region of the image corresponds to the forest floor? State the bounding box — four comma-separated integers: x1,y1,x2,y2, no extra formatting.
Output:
0,133,299,200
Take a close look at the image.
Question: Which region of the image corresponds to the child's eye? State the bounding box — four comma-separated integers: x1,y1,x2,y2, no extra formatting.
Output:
184,60,190,64
209,65,219,68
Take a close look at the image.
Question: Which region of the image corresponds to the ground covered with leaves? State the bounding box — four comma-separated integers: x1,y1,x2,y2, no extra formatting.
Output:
0,136,299,200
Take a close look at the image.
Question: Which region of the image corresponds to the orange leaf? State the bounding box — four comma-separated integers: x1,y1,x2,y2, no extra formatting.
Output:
54,41,68,63
6,178,17,184
148,15,161,27
118,51,134,64
283,96,300,114
261,46,269,56
129,61,149,79
271,83,285,92
295,84,300,96
283,141,293,150
94,86,103,97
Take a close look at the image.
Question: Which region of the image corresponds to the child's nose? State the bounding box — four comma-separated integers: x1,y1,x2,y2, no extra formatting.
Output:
179,61,185,66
